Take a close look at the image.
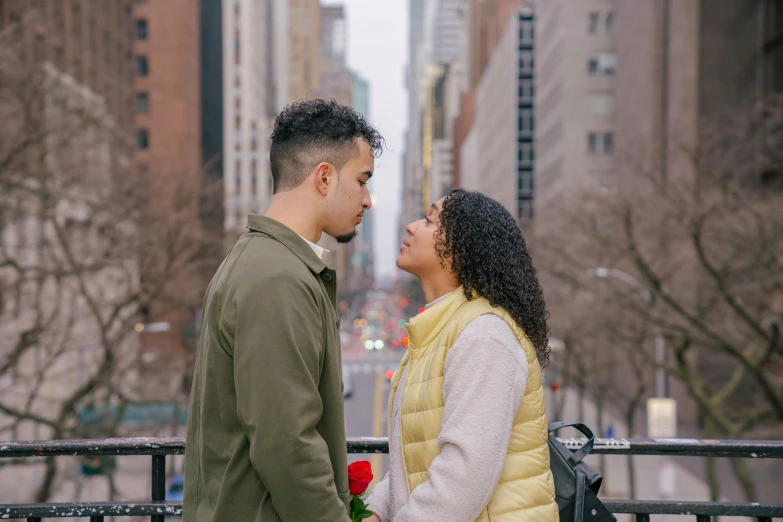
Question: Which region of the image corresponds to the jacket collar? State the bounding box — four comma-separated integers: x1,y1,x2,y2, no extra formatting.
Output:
405,288,467,354
245,214,327,273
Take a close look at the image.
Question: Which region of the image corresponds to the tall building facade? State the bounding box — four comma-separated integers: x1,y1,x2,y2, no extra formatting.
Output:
319,5,352,105
399,0,429,239
133,0,202,371
223,0,271,235
401,0,470,231
134,0,200,186
464,7,534,222
271,0,320,108
201,0,224,231
534,0,616,231
614,0,782,189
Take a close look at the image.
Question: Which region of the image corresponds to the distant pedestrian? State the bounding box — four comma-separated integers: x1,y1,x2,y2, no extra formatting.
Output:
184,99,384,522
366,189,558,522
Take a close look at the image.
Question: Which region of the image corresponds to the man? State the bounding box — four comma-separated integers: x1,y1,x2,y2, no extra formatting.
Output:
184,99,383,521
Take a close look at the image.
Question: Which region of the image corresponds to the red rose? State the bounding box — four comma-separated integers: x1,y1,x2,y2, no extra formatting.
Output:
347,460,374,496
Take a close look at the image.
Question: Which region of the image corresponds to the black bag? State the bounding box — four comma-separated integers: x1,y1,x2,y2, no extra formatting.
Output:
548,422,617,522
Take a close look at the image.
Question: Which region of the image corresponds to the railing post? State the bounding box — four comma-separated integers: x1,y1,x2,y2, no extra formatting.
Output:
151,454,166,522
27,518,41,522
635,515,650,522
90,517,105,522
697,516,711,522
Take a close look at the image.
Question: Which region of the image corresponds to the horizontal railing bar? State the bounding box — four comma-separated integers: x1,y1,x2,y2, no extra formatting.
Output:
1,500,781,519
603,500,783,517
3,436,782,458
0,437,185,458
0,501,181,519
576,438,783,458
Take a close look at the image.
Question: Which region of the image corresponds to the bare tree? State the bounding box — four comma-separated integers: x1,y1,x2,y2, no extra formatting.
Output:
535,96,783,501
0,14,221,502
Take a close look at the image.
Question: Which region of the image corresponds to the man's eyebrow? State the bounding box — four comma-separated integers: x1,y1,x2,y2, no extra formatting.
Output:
430,203,439,214
363,170,373,179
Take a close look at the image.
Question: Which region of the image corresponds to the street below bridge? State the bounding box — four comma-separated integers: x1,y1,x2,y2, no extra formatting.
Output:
343,348,404,490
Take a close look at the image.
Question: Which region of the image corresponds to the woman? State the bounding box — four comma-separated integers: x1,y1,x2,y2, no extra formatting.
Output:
366,189,558,522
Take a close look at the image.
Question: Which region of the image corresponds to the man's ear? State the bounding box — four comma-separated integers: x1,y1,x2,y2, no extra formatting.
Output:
314,162,333,196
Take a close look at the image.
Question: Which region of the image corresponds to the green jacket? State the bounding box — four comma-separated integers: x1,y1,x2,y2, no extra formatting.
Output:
184,215,351,522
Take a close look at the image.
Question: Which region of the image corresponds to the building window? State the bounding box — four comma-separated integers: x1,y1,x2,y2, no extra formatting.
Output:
589,91,615,115
519,21,534,45
137,129,149,149
518,143,534,167
588,132,614,155
136,92,149,113
235,114,241,130
235,30,241,65
587,52,616,76
251,173,257,194
517,198,534,221
136,56,149,76
518,109,534,135
519,52,534,74
235,159,241,192
518,172,534,197
136,19,148,39
519,79,534,102
588,10,614,34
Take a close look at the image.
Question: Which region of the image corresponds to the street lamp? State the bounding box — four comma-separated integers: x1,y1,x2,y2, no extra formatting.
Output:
587,267,667,398
588,267,676,501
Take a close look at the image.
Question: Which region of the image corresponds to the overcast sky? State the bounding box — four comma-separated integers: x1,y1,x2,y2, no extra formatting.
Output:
327,0,408,280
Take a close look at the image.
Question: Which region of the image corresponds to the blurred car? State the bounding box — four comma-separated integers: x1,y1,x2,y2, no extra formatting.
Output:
166,474,184,519
167,474,184,502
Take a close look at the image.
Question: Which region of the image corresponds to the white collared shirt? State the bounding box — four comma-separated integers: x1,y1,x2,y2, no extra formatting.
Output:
299,235,330,260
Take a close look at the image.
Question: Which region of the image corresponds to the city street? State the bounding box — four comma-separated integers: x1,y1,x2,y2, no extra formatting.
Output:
343,349,404,489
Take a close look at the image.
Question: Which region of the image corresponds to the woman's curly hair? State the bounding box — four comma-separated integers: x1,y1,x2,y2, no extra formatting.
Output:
435,189,550,365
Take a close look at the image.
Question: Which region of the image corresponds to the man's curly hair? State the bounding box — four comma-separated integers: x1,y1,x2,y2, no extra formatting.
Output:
270,99,384,193
435,189,551,365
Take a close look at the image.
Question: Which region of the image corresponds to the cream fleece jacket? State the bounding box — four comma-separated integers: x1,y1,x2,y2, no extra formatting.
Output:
365,313,529,522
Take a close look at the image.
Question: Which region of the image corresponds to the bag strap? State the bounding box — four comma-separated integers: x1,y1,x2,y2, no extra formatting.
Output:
549,422,595,466
574,471,587,522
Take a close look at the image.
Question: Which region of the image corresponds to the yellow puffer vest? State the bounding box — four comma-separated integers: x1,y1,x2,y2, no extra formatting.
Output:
389,289,559,522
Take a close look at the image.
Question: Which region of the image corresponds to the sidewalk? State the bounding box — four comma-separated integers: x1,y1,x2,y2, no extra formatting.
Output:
548,388,751,522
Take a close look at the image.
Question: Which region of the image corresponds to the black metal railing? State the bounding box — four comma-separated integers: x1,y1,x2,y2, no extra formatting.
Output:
1,437,782,521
